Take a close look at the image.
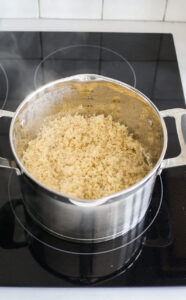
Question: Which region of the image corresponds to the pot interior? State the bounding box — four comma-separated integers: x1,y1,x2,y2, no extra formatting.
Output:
12,75,164,172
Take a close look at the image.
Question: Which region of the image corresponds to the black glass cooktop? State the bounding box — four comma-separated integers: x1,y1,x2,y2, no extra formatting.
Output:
0,32,186,287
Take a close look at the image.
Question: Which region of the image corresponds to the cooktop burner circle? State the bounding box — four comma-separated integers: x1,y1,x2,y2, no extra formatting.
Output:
34,44,137,89
8,172,163,256
0,62,8,109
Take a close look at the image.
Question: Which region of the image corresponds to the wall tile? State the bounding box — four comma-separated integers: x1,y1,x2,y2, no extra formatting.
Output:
0,0,39,18
103,0,166,21
40,0,102,19
165,0,186,22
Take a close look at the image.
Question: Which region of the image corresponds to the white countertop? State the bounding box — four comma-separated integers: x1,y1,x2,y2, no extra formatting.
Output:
0,18,186,300
1,287,186,300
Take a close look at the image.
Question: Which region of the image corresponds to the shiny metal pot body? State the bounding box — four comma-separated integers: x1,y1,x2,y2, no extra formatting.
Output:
0,74,185,243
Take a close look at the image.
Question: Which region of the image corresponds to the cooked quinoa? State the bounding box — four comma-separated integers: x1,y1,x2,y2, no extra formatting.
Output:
22,113,152,199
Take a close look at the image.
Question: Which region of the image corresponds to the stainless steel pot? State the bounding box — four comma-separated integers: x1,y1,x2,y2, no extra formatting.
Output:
0,74,186,243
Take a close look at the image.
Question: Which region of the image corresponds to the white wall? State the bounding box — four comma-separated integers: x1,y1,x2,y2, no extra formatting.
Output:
0,0,186,22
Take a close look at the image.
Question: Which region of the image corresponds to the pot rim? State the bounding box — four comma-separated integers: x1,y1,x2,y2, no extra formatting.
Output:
9,74,168,207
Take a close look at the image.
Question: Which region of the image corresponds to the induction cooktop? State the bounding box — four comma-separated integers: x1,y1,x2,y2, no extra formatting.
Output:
0,32,185,287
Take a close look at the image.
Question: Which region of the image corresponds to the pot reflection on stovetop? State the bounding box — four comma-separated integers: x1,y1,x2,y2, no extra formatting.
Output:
27,218,144,285
0,171,163,285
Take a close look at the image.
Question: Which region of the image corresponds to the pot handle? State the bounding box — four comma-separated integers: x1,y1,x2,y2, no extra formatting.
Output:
160,108,186,169
0,109,14,118
0,109,21,175
0,157,21,175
